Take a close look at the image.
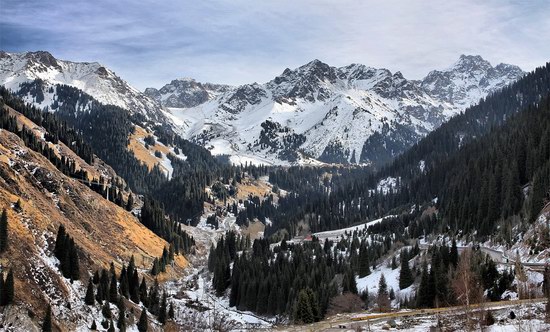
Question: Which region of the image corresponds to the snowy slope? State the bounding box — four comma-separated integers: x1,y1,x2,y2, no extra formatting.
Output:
0,51,167,122
156,56,523,166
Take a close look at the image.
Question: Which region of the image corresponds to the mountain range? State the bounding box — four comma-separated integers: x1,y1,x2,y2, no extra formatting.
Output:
0,51,524,166
150,55,523,166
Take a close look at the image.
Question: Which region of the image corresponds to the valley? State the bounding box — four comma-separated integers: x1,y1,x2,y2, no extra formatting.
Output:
0,23,549,332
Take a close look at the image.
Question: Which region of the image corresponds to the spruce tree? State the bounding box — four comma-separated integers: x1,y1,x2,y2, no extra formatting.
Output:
0,208,8,253
168,302,175,319
69,240,80,280
137,308,148,332
85,278,95,305
158,292,167,324
4,269,14,305
117,302,126,332
102,301,112,319
295,289,314,324
399,254,414,290
109,272,118,303
450,239,459,267
139,277,148,306
42,305,52,332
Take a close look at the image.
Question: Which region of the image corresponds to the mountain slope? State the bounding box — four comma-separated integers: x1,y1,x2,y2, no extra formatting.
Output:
0,51,167,123
0,100,187,330
155,56,523,166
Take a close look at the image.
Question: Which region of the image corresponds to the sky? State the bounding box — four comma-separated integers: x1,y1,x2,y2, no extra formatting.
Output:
1,0,550,90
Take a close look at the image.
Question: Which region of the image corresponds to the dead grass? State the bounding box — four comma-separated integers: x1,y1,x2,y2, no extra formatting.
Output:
0,126,187,329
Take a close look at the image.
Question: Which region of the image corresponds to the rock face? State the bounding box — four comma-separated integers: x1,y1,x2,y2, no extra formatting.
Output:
153,55,523,166
421,54,524,108
0,51,167,123
144,78,231,108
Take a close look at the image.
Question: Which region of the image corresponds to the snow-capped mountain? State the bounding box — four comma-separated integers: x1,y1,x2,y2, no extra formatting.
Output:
144,78,231,108
0,51,166,122
421,54,525,108
156,56,523,166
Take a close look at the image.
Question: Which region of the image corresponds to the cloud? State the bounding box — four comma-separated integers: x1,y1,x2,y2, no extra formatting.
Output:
1,0,549,90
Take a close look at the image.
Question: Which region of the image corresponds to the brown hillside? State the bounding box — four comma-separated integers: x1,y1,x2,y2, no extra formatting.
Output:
0,125,186,330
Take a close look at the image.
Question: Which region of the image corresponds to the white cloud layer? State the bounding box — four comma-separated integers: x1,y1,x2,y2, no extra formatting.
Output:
2,0,549,89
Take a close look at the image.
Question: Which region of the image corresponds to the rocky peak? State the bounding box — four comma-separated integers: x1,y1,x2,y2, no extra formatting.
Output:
24,50,61,71
144,78,232,108
421,54,524,106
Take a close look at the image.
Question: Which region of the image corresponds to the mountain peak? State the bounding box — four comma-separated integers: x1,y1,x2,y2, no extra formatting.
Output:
422,54,524,107
450,54,492,72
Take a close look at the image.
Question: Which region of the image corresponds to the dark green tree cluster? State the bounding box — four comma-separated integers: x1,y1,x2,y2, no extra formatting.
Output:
54,225,80,280
140,197,195,255
150,246,175,276
85,258,174,327
2,84,94,163
414,245,512,309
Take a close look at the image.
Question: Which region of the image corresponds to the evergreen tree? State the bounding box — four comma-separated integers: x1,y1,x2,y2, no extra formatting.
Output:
450,239,459,268
42,305,52,332
137,308,149,332
102,301,112,319
295,289,314,324
90,320,97,330
4,269,14,305
126,193,134,211
168,302,175,319
158,292,167,324
109,272,118,303
0,208,8,253
358,244,371,277
399,253,414,290
85,278,95,305
117,302,126,332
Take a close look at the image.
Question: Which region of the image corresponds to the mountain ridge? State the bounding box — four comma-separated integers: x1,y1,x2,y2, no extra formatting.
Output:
154,55,523,166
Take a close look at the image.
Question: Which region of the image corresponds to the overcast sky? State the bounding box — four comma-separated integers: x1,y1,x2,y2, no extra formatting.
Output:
2,0,549,90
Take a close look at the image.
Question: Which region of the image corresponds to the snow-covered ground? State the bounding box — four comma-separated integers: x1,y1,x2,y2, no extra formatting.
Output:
306,215,398,242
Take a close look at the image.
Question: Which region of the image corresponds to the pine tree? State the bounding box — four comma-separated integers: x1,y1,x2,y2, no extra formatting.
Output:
139,277,148,306
295,289,314,324
450,239,459,267
109,272,118,303
126,193,134,211
0,208,8,253
85,278,95,305
54,225,66,261
42,305,52,332
137,308,148,332
117,302,126,332
168,302,175,319
358,244,371,277
158,292,167,324
102,301,112,319
69,240,80,280
130,270,140,303
4,269,14,305
399,253,414,290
